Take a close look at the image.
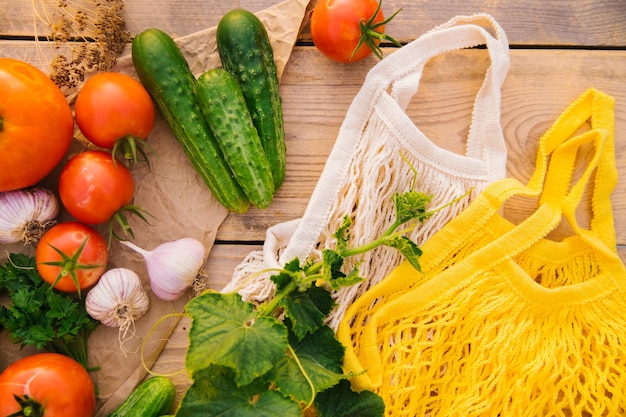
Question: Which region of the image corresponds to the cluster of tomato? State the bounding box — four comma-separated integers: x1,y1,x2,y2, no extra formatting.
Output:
0,59,155,417
1,58,155,294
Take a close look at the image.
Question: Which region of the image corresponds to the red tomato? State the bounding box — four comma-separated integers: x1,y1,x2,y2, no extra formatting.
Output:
74,72,155,163
59,150,135,224
0,353,96,417
0,58,74,192
310,0,388,62
36,221,108,293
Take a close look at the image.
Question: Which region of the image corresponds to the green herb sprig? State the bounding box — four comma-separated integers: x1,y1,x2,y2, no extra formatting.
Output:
0,253,99,371
175,188,455,416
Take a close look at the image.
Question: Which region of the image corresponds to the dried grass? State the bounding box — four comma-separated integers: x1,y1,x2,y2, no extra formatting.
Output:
31,0,131,93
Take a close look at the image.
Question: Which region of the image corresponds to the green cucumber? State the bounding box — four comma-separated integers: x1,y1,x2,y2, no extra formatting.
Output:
107,376,176,417
131,28,250,213
196,68,275,209
216,9,286,191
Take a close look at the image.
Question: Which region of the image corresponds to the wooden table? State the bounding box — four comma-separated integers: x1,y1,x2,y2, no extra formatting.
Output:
2,0,625,411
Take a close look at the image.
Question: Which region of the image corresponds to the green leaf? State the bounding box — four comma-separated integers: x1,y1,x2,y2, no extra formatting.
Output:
280,285,335,340
271,257,302,292
327,264,364,291
315,380,385,417
290,325,344,374
268,325,345,403
321,249,345,283
28,325,55,348
177,364,302,417
185,291,289,387
47,292,76,320
331,215,352,252
0,254,98,369
0,254,38,292
393,190,433,225
11,287,41,310
320,237,364,291
386,236,424,272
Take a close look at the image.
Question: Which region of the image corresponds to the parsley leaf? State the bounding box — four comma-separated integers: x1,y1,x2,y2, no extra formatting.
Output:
0,253,98,370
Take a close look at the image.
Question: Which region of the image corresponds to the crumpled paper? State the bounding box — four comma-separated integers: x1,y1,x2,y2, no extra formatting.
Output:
0,0,309,414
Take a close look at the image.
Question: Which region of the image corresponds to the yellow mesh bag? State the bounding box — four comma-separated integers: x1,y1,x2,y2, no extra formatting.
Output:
337,88,625,416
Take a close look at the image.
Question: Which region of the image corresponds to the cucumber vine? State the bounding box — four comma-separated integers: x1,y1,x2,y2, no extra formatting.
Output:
175,188,454,416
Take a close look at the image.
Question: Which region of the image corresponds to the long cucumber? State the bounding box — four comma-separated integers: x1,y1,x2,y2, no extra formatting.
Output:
196,68,275,209
216,9,286,191
131,28,250,213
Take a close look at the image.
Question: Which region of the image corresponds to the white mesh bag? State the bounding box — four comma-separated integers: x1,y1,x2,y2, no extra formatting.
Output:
223,14,511,330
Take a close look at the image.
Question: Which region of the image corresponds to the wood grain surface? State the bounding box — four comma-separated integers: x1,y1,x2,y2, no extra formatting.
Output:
1,0,625,409
5,0,626,45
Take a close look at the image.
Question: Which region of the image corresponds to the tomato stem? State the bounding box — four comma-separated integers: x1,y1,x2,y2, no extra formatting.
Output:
40,237,103,298
108,204,155,248
7,395,45,417
111,135,152,169
351,0,403,61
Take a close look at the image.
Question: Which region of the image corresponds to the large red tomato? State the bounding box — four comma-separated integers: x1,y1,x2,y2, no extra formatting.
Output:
36,221,108,293
0,58,74,192
310,0,399,63
0,353,96,417
74,72,155,164
58,150,135,224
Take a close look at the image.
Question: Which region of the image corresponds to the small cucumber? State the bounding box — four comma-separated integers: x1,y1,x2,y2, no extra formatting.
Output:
131,28,250,213
216,9,286,191
196,68,275,209
108,376,176,417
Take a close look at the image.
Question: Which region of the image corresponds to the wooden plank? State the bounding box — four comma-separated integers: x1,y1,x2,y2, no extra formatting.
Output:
203,244,263,291
318,0,626,47
2,0,625,46
0,0,284,39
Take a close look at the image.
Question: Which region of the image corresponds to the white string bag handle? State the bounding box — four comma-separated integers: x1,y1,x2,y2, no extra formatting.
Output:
377,14,509,163
225,14,511,328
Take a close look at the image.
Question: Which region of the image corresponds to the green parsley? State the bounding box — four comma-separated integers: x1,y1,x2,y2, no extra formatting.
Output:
0,253,99,371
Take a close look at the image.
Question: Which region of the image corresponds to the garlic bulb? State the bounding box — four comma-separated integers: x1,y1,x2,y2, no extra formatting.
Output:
0,187,59,244
86,268,150,334
120,238,206,301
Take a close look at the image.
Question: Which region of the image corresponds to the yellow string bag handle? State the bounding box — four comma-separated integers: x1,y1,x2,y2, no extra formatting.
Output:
338,89,625,416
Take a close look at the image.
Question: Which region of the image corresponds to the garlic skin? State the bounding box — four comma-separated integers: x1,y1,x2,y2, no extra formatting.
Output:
0,187,59,244
120,238,206,301
86,268,150,329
